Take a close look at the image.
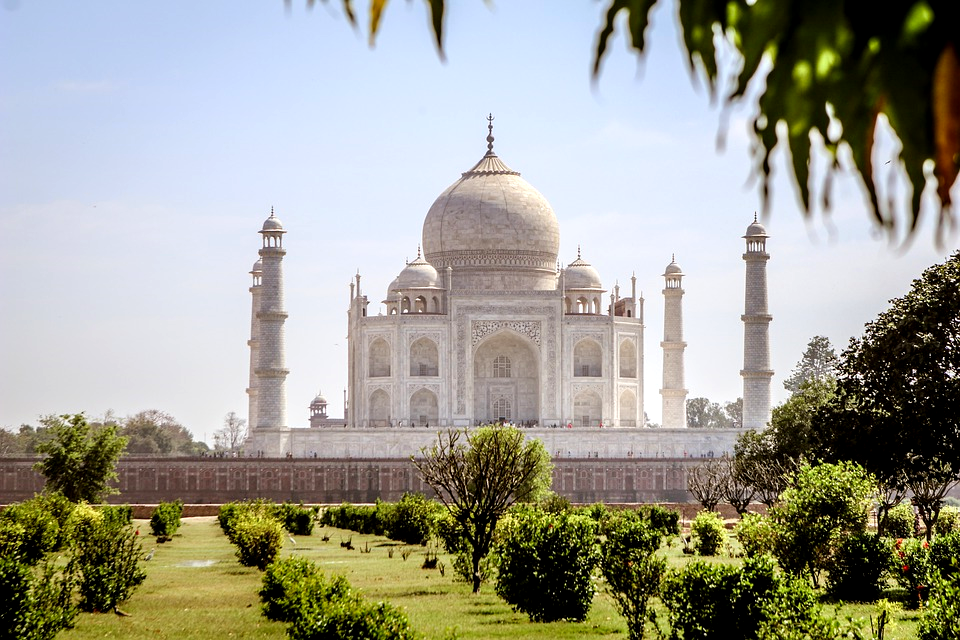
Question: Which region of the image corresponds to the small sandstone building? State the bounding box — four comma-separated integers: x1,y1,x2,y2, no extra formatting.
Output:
245,118,770,460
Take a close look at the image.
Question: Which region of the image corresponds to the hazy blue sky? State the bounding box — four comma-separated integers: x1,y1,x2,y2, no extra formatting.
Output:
1,1,955,443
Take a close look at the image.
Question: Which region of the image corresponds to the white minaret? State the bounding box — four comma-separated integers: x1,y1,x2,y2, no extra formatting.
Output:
245,258,263,430
741,215,773,429
255,208,289,433
660,255,687,428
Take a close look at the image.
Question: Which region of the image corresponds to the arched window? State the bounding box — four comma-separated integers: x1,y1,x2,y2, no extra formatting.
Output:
493,355,511,378
415,296,427,313
410,337,439,376
493,397,512,422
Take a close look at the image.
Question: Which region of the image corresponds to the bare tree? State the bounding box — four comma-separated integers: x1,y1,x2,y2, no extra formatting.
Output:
687,459,726,512
724,456,756,517
412,424,552,593
214,411,247,452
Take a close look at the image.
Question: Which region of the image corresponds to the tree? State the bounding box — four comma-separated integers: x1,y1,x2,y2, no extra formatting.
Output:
783,336,838,395
412,424,553,593
767,378,837,462
214,412,248,452
120,410,206,455
734,429,793,507
34,414,127,503
770,461,874,587
816,251,960,535
316,0,960,244
686,397,734,429
686,458,726,511
724,398,743,429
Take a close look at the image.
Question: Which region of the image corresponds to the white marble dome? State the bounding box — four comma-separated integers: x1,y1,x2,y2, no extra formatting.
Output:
745,218,768,237
422,138,560,291
396,251,441,289
564,253,603,290
262,211,284,232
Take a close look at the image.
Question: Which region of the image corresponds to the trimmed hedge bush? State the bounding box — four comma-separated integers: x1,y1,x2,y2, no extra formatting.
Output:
0,498,60,565
691,510,726,556
935,506,959,535
383,493,443,545
260,556,418,640
319,501,390,536
232,512,284,570
0,556,78,640
279,503,316,537
68,516,146,612
150,500,183,540
600,513,666,640
494,508,599,622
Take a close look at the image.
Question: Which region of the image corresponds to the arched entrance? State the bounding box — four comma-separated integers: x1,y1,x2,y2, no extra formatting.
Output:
473,331,539,424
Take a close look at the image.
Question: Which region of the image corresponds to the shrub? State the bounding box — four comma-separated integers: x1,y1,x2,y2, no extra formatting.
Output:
0,518,26,558
891,537,932,608
260,556,351,623
600,515,666,640
68,517,146,612
435,515,494,585
0,498,61,565
918,563,960,640
929,531,960,578
660,555,827,640
232,512,284,570
691,510,726,556
384,493,440,545
319,501,388,535
279,502,315,537
288,597,419,640
219,500,278,543
736,513,778,558
150,500,183,540
0,556,78,640
935,506,959,535
539,492,572,514
881,502,915,538
770,461,874,586
494,509,599,622
97,504,132,529
639,504,681,536
825,532,890,601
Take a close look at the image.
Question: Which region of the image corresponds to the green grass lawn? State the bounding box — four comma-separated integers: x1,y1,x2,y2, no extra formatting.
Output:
60,517,924,639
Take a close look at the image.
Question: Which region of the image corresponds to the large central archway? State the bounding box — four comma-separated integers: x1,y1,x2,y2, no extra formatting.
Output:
473,331,540,424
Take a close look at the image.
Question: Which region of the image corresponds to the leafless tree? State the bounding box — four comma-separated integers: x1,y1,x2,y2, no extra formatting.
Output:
724,456,756,517
687,459,726,512
214,411,247,452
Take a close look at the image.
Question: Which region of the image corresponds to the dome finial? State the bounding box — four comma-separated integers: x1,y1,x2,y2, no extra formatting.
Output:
417,245,422,259
672,252,675,262
577,244,581,259
486,113,495,153
753,211,758,223
270,206,275,217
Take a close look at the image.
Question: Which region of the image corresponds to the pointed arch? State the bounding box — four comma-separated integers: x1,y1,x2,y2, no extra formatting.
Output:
574,338,602,377
369,338,391,377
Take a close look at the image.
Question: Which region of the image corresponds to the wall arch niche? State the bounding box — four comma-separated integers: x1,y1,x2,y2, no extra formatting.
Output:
369,338,391,377
409,337,439,376
368,389,390,427
619,389,637,427
619,339,637,378
574,339,602,377
473,331,539,424
409,388,439,427
574,390,603,427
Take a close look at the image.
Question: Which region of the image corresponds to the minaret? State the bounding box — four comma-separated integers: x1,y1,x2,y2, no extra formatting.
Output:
741,215,773,429
246,258,263,430
255,208,289,432
660,255,687,428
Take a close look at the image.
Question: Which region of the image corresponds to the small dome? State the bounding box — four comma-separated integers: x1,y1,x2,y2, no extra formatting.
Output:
396,250,440,289
564,250,603,290
744,215,768,238
664,256,682,276
261,210,284,232
311,393,327,406
251,258,263,273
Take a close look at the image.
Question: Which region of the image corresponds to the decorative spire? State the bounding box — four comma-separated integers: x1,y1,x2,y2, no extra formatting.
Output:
486,113,495,153
753,211,758,223
577,245,582,259
671,252,675,262
417,245,422,259
270,206,275,218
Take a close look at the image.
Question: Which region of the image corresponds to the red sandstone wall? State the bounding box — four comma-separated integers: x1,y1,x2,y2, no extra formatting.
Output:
0,456,703,505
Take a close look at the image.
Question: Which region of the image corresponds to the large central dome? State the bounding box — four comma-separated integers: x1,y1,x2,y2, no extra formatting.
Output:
422,123,560,291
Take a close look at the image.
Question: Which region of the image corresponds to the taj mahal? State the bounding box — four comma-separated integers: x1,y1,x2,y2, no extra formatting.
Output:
244,117,773,460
